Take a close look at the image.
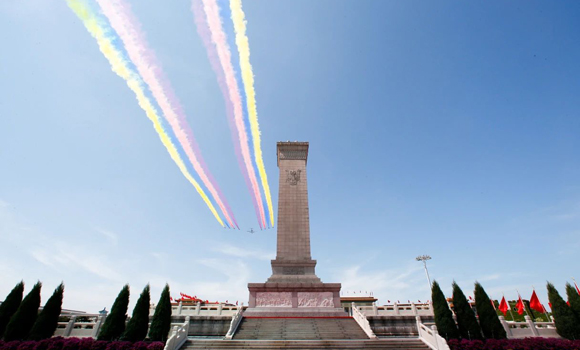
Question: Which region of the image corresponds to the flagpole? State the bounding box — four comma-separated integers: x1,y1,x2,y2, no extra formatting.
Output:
573,277,580,295
504,293,515,321
516,289,529,318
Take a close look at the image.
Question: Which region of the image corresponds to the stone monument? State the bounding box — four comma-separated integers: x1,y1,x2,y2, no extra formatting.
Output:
245,142,345,317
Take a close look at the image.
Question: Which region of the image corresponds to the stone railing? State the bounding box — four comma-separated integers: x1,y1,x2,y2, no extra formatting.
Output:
163,316,190,350
416,319,450,350
54,314,106,338
224,306,244,340
351,303,377,339
499,315,559,339
156,302,242,316
358,302,433,317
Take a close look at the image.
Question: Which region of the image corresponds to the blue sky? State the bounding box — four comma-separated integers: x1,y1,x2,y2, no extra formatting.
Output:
1,0,579,312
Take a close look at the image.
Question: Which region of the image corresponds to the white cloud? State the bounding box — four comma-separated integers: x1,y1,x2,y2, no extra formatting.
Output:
94,227,119,246
212,244,274,261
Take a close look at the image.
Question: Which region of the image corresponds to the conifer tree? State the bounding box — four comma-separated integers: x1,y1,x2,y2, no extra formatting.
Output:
431,280,459,339
0,281,24,338
149,284,172,342
28,283,65,340
474,282,506,339
452,282,482,340
547,282,580,340
3,281,42,341
565,283,580,322
98,284,130,341
122,284,151,341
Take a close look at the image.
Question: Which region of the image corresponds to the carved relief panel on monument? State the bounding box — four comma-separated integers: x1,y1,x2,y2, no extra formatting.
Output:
255,292,292,307
285,170,301,186
297,292,334,308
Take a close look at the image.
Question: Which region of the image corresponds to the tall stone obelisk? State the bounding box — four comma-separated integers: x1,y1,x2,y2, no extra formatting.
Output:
246,142,344,316
267,142,320,283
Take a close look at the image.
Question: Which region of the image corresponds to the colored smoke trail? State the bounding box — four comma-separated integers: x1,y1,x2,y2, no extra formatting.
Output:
67,0,225,227
229,0,274,228
192,0,263,229
195,0,266,228
96,0,237,229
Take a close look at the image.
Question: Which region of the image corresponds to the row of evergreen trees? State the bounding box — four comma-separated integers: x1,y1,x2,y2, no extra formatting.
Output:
0,281,64,341
0,281,173,342
547,282,580,340
432,280,580,341
97,284,172,342
432,281,506,340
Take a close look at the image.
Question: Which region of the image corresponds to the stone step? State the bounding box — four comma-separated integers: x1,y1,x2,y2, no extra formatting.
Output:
182,339,430,349
234,317,369,340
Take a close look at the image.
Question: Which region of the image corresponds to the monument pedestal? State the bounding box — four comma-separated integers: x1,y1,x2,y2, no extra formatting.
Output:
245,282,345,317
245,142,346,317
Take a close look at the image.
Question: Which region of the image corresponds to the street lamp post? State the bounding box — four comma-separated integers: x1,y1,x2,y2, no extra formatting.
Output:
416,255,432,290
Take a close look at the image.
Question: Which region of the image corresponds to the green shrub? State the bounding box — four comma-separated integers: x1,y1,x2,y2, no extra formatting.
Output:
452,282,482,340
98,285,130,341
432,280,459,339
0,281,24,338
28,283,64,340
122,285,150,342
547,282,580,340
474,282,506,339
148,284,172,342
3,282,42,341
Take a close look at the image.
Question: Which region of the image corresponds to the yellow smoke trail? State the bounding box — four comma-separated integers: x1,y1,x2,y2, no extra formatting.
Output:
229,0,274,227
67,0,225,227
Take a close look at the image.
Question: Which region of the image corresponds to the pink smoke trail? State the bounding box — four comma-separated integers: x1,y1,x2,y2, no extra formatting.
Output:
195,0,266,228
97,0,238,228
192,0,261,229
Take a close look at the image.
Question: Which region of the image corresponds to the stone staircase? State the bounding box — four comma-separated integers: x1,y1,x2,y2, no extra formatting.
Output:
181,317,430,349
234,317,368,340
182,338,429,349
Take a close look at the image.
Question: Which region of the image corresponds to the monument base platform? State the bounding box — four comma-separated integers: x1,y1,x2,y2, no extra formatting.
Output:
246,282,346,317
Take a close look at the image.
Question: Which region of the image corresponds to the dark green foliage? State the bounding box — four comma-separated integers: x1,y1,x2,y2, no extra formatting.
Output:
98,284,130,341
474,282,506,339
566,283,580,321
0,281,24,338
3,282,42,341
452,282,482,340
547,282,580,340
28,283,64,340
432,280,459,339
148,284,172,342
122,285,150,342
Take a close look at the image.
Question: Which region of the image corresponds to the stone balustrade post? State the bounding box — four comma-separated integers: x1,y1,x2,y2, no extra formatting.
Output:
218,303,223,315
196,302,201,315
64,316,76,337
177,301,182,315
92,315,104,338
431,325,441,350
411,302,418,315
524,315,540,336
498,316,512,338
394,303,400,315
373,302,378,316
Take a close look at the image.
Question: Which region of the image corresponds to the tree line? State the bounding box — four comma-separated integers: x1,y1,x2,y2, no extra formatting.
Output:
431,280,580,341
0,281,173,342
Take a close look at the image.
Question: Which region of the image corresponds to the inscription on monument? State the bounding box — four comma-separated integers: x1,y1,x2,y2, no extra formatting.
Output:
283,266,305,275
255,292,292,307
297,292,334,307
286,170,302,186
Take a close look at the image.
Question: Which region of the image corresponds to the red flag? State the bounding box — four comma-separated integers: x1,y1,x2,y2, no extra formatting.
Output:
498,296,509,316
529,291,543,313
387,300,391,303
469,296,473,300
516,296,525,315
236,301,238,305
548,302,552,310
170,296,174,302
567,301,570,306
